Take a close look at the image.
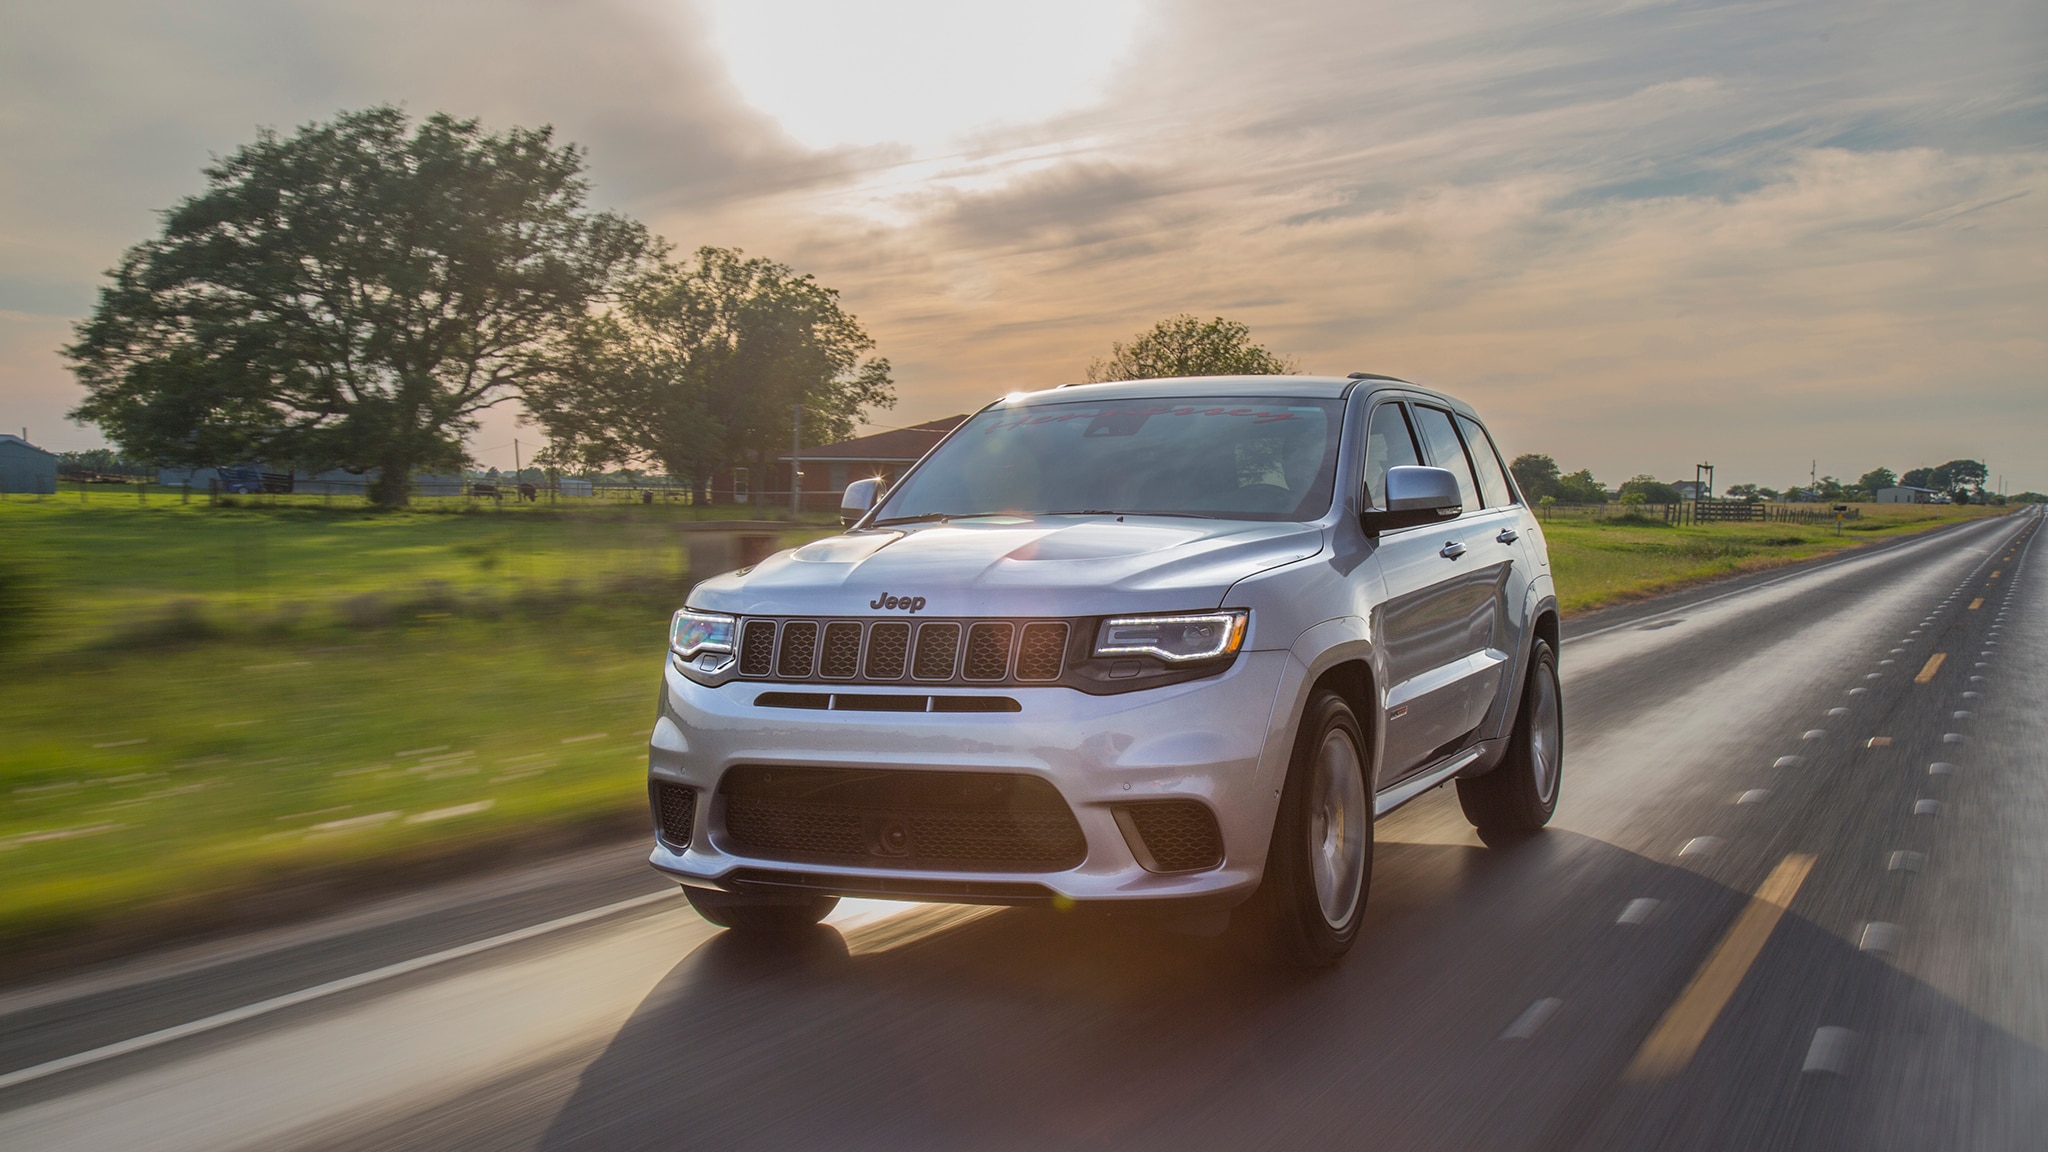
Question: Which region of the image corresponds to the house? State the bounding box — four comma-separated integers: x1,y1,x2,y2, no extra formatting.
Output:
0,434,59,494
1876,486,1940,504
760,415,968,511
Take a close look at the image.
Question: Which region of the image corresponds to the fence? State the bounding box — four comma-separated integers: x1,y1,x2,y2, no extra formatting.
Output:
1539,501,1862,527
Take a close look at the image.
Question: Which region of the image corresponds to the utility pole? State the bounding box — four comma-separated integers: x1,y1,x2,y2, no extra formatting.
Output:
513,439,521,483
791,404,802,516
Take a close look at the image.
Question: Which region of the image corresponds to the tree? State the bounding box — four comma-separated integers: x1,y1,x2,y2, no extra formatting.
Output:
1724,482,1763,502
67,107,651,505
1901,460,1988,500
1509,453,1560,503
1554,469,1607,504
1085,315,1296,382
1619,474,1682,504
1856,467,1897,495
526,246,893,503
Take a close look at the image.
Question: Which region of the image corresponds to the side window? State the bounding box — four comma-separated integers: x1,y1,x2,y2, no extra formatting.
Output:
1362,402,1422,509
1456,414,1515,508
1410,405,1481,514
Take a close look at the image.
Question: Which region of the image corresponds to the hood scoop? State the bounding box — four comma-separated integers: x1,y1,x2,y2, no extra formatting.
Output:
1005,523,1204,562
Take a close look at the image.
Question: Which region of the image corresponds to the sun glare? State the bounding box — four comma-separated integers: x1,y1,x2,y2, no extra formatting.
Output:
697,0,1145,151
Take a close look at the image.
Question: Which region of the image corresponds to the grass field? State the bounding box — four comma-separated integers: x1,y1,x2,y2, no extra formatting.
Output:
0,495,2012,953
0,498,835,952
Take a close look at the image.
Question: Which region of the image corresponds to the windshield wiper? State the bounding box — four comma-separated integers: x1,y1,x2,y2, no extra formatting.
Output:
871,512,1016,526
1034,509,1221,519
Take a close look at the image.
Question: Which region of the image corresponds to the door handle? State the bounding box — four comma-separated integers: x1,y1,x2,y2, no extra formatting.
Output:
1496,528,1519,544
1440,541,1467,560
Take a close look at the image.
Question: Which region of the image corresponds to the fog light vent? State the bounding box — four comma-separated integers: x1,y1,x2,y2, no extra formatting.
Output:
652,782,698,849
1114,800,1223,873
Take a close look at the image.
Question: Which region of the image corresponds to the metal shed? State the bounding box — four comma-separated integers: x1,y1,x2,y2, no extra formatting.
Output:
0,435,59,494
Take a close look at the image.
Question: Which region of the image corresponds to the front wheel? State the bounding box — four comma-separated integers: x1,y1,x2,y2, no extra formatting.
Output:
1457,637,1562,844
683,885,839,932
1242,690,1373,967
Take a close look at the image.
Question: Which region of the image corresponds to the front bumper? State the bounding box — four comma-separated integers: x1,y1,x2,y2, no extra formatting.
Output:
646,649,1296,907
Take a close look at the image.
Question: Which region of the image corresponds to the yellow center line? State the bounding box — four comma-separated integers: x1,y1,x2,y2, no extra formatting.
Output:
1990,571,2001,579
1914,653,1947,683
1969,598,1984,610
1623,853,1817,1083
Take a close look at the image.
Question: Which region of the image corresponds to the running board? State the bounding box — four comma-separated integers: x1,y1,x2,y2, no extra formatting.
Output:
1374,749,1482,817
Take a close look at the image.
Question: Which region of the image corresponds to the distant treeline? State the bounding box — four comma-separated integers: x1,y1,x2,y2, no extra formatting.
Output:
1509,455,2004,505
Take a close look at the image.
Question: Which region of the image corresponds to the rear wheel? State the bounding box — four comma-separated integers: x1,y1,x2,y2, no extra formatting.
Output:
1457,637,1562,843
683,885,839,932
1243,690,1372,967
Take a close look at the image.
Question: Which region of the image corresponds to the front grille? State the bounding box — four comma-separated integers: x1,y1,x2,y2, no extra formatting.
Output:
732,616,1072,687
913,622,961,680
652,782,698,849
777,621,818,678
719,766,1086,872
1117,800,1223,873
963,622,1013,681
865,622,910,679
1016,622,1069,681
739,621,776,676
820,623,862,678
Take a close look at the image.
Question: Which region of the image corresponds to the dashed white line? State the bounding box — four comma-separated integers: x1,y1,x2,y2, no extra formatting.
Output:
1914,799,1942,816
1858,922,1902,955
1802,1026,1856,1075
1738,789,1770,805
1929,762,1957,776
1501,998,1563,1041
1774,756,1804,768
1617,898,1661,925
1888,850,1925,873
1678,837,1723,858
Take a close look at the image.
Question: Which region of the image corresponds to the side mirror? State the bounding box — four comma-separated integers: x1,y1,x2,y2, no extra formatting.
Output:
1360,465,1463,535
840,477,881,526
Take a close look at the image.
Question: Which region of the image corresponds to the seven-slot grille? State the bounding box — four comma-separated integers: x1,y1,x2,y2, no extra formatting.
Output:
732,617,1070,687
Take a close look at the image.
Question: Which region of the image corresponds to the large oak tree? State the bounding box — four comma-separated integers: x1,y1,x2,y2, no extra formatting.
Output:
67,107,650,504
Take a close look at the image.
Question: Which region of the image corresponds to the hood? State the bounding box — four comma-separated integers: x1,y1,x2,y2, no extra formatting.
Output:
687,517,1325,618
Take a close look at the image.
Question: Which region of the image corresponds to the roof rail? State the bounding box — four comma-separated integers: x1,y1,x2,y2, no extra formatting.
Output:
1346,372,1406,381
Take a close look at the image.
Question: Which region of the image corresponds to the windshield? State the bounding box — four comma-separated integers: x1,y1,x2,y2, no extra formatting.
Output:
874,396,1344,523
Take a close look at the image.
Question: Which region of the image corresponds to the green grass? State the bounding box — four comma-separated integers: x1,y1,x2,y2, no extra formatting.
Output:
1541,502,2009,615
0,498,834,948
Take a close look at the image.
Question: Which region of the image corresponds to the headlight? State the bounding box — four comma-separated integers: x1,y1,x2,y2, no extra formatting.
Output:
1093,611,1247,663
670,609,736,660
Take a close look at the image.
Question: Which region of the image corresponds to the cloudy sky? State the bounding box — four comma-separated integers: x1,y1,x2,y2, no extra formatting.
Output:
3,0,2042,491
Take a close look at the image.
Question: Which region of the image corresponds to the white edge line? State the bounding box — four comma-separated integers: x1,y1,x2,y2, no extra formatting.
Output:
1570,516,2026,643
0,889,674,1093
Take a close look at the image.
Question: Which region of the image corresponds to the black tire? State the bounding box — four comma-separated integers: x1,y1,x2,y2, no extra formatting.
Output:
683,885,839,932
1457,637,1562,844
1242,690,1373,967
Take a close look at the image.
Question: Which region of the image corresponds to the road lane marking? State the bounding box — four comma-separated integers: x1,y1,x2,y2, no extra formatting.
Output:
1969,598,1983,609
1678,837,1723,858
1618,899,1661,925
1865,737,1892,748
1914,799,1941,816
1889,850,1924,872
1502,998,1563,1040
1737,789,1770,805
0,888,676,1093
1930,762,1957,775
1858,922,1901,955
1802,1026,1856,1075
1622,853,1816,1083
1914,653,1947,682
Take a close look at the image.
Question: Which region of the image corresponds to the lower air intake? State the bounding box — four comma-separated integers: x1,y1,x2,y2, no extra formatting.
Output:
719,766,1085,872
652,782,698,849
1116,800,1223,873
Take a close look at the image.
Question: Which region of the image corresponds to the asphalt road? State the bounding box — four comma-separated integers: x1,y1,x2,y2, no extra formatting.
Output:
3,507,2042,1151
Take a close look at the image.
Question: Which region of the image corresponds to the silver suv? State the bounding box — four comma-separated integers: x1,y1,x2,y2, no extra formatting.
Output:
647,374,1560,965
